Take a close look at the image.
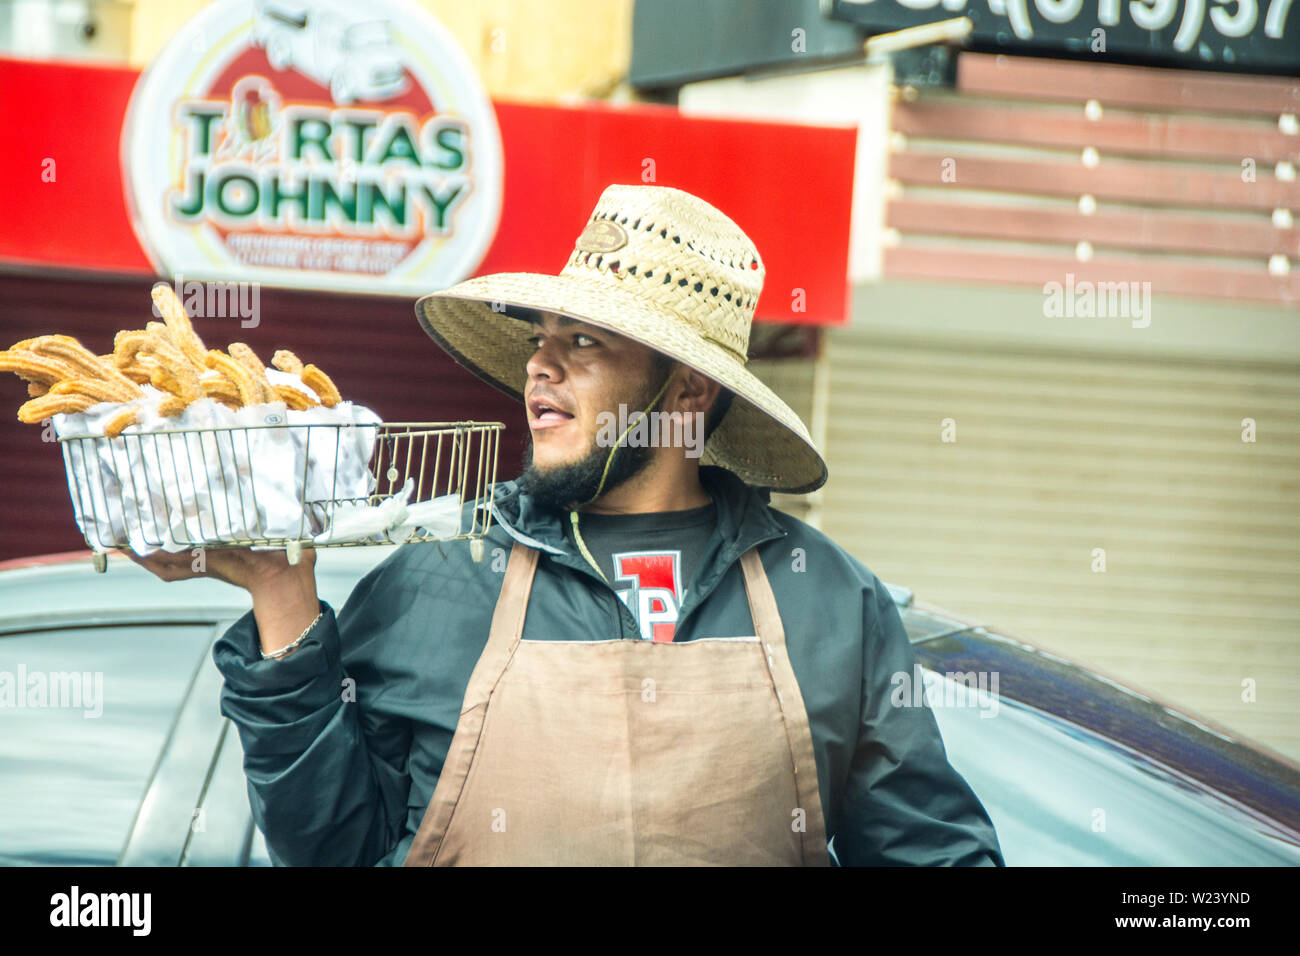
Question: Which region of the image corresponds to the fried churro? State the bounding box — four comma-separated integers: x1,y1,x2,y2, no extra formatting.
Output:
113,329,151,367
227,343,275,403
274,384,314,410
142,334,202,404
103,407,139,438
205,350,263,407
199,372,242,408
6,306,351,435
301,364,341,407
49,378,143,405
119,357,160,385
0,350,81,385
157,395,186,417
27,336,136,391
150,283,209,371
17,392,97,424
271,349,305,376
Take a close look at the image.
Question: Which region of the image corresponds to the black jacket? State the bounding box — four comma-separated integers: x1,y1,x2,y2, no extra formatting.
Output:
213,465,1005,866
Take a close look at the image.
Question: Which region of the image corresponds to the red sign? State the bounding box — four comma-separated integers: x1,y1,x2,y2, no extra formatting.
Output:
0,56,856,324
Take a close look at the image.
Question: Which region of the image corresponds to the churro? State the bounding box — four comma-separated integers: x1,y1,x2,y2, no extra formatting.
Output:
112,329,152,367
0,350,81,385
301,364,341,407
199,372,242,408
141,334,202,404
27,336,136,391
150,283,209,370
49,378,143,405
17,392,96,424
205,350,263,407
6,307,351,435
119,356,160,385
271,349,305,376
103,408,139,438
274,384,314,410
227,343,275,403
145,321,179,349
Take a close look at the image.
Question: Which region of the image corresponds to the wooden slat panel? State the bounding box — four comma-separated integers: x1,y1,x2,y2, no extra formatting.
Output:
957,52,1300,117
892,99,1300,165
890,150,1297,212
886,197,1299,258
883,245,1299,305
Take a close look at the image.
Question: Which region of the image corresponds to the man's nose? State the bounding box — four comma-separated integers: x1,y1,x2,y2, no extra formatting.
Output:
526,338,564,381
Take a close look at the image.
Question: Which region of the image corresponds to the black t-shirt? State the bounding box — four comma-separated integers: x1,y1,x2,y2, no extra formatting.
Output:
562,501,717,642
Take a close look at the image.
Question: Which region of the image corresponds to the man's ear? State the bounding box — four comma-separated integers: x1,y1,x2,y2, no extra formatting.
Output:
674,365,720,415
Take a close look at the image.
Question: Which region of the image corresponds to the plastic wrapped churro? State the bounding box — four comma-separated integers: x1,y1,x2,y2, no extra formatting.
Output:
3,286,381,555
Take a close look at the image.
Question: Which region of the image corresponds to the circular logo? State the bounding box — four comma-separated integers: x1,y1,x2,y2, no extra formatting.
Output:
575,220,628,254
121,0,504,297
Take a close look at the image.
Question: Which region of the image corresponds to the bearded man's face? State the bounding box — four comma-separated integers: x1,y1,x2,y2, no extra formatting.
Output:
516,310,672,511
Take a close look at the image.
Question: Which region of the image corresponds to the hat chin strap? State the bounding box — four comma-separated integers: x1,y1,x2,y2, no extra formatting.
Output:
568,369,675,583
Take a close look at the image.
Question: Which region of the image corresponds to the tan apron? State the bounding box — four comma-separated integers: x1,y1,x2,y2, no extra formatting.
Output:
403,540,830,866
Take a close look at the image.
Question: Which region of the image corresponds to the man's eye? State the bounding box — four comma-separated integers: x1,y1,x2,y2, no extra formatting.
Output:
526,335,542,349
574,334,597,347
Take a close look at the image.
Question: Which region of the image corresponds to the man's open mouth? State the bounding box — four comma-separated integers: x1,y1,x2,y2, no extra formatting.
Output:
528,394,575,425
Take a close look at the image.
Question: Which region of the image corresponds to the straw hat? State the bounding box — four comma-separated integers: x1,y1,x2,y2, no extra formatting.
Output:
413,183,827,494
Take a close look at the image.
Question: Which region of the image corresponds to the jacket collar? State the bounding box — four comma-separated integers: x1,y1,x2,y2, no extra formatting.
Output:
485,465,788,574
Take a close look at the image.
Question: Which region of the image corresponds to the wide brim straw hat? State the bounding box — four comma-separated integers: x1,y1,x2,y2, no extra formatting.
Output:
413,183,827,494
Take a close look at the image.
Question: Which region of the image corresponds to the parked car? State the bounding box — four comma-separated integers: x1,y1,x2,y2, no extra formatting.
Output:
1,547,1297,866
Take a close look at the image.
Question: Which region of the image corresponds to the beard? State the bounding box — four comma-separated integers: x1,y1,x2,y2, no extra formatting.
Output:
517,368,667,511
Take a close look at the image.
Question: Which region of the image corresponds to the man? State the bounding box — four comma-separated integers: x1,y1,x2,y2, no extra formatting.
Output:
132,184,1004,866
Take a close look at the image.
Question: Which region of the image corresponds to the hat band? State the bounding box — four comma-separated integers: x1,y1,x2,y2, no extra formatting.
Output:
702,334,747,365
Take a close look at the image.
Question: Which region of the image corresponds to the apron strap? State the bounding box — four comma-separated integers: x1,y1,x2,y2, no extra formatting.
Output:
460,539,539,713
403,539,539,866
739,547,829,865
739,547,787,654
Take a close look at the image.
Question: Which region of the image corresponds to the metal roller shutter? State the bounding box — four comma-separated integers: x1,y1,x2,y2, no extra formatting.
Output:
815,326,1300,762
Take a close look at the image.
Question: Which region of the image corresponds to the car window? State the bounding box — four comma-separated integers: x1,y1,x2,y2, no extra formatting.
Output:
0,623,215,865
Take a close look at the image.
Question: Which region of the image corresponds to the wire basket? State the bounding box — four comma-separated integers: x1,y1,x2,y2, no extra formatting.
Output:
56,420,505,572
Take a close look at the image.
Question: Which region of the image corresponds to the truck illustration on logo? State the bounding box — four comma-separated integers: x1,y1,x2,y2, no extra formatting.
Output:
251,0,409,104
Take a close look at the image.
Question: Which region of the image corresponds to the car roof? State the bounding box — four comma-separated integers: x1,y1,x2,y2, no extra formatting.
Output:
0,546,396,632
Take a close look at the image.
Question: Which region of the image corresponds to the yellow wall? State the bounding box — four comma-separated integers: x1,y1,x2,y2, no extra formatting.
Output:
126,0,633,101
